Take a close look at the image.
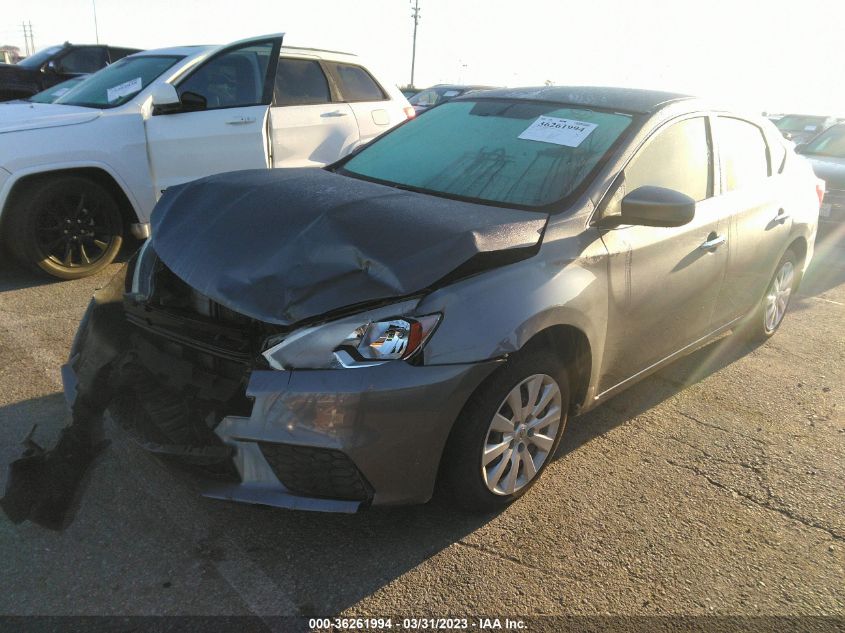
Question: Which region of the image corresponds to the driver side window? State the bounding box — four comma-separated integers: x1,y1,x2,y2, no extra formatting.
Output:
178,41,274,110
605,116,712,216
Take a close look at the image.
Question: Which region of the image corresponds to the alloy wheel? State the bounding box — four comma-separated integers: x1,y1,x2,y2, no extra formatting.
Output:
481,373,562,496
763,260,794,333
34,191,118,269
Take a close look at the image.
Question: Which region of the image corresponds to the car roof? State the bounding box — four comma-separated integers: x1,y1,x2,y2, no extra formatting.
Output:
458,86,694,114
131,45,213,57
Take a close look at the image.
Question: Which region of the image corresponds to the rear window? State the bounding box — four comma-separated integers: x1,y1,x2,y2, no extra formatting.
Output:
341,99,633,208
328,63,386,102
274,58,331,106
717,117,770,192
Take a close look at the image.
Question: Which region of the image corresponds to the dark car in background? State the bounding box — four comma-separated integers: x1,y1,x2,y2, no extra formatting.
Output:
797,123,845,231
774,114,837,145
0,43,140,101
409,83,498,114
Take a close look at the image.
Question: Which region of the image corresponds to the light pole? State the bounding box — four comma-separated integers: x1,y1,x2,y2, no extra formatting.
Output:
92,0,100,44
410,0,420,88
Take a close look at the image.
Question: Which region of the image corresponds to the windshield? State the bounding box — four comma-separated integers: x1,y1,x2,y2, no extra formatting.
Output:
802,125,845,158
17,45,63,69
341,99,633,208
775,115,828,133
409,87,463,107
28,77,87,103
54,55,183,109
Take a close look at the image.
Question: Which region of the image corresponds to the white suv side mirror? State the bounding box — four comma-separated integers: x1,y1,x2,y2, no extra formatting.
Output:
149,83,180,114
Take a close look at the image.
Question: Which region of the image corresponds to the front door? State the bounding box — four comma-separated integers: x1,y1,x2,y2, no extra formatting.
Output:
144,37,282,196
598,115,729,393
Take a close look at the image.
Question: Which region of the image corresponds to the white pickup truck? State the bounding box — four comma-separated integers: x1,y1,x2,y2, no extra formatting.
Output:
0,34,413,278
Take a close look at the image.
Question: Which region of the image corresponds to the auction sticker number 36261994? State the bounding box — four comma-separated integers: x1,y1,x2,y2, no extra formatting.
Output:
518,115,598,147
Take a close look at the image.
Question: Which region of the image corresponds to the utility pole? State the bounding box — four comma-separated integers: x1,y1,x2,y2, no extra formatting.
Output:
92,0,100,44
21,22,34,56
410,0,420,88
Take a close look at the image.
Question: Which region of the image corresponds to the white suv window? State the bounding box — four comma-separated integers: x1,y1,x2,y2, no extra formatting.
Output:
274,58,331,106
327,62,386,102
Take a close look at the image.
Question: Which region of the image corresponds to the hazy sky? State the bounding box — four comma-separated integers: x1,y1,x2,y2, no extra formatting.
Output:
3,0,843,115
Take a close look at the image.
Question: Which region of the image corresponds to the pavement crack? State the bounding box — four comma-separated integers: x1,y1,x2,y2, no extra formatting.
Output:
454,541,581,583
665,458,844,542
677,411,770,446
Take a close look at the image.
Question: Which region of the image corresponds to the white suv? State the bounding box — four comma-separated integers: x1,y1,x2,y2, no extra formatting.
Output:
0,34,413,278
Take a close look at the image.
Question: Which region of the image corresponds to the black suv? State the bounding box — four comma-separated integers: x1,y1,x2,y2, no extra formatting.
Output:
0,42,141,101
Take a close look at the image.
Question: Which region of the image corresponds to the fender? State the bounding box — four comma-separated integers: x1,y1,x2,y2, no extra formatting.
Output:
0,160,148,230
417,220,610,411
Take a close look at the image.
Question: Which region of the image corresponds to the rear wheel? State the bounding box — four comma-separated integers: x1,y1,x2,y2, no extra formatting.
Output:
742,249,799,342
439,351,569,512
5,176,123,279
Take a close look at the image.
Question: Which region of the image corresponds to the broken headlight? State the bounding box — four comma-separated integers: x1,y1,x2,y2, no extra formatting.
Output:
261,311,441,370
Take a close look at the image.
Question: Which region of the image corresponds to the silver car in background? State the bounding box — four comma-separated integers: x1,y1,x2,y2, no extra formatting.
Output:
60,87,820,515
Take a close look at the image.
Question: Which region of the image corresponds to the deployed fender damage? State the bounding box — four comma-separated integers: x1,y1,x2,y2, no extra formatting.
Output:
2,167,547,527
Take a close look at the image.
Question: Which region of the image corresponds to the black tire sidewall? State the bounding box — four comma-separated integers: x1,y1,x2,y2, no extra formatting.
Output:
8,176,123,279
439,350,570,512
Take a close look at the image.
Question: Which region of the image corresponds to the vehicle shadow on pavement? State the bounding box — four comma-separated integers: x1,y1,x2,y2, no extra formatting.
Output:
558,331,760,463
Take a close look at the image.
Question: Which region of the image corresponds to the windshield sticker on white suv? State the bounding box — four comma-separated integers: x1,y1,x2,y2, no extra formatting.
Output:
518,116,598,147
106,77,143,103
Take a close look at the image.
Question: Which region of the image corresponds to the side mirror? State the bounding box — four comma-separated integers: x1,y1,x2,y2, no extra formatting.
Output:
794,143,807,154
620,186,696,227
149,83,181,115
179,91,207,113
44,59,60,74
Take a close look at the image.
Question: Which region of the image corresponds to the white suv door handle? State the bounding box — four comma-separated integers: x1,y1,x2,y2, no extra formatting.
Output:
321,110,348,118
225,116,256,125
699,234,727,250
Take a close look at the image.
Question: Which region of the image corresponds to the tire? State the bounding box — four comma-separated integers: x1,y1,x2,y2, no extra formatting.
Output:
5,176,123,280
439,350,570,512
742,249,799,343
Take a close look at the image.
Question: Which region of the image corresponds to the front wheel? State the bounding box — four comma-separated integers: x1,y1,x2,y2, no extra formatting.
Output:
742,249,799,342
439,351,569,512
5,176,123,280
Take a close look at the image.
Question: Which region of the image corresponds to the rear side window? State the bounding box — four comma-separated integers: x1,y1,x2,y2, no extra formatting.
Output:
623,117,712,203
274,58,331,106
717,117,770,191
328,63,386,102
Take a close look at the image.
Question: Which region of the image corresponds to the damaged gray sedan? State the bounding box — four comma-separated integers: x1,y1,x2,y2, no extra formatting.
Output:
58,87,820,514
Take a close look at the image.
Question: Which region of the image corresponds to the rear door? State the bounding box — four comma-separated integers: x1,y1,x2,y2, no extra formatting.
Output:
598,115,730,392
324,61,397,144
268,56,358,168
144,36,282,195
710,116,792,326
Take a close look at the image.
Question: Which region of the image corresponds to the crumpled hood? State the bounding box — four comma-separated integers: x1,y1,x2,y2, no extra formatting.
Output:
0,102,100,134
806,155,845,190
150,168,549,326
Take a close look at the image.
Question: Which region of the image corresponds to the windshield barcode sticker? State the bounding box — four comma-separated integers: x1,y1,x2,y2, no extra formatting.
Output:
519,116,598,147
106,77,143,103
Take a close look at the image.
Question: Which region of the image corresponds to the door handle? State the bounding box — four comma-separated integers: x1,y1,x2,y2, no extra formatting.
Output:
774,208,790,223
225,116,256,125
320,110,348,118
699,234,727,250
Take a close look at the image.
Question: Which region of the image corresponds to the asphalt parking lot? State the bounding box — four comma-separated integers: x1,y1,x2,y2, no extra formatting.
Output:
0,234,843,623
